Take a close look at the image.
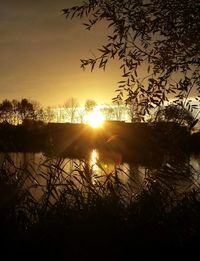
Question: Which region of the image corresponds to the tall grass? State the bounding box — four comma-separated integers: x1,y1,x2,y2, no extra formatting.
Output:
0,153,200,258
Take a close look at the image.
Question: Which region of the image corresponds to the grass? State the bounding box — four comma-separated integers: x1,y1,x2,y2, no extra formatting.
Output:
0,153,200,259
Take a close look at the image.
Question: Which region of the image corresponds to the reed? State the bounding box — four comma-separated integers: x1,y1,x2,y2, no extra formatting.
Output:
0,153,200,258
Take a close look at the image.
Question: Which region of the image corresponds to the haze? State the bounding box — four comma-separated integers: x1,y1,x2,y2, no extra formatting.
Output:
0,0,120,106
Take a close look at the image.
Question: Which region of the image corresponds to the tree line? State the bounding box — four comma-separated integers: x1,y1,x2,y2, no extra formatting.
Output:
0,97,197,130
0,98,128,124
0,99,44,124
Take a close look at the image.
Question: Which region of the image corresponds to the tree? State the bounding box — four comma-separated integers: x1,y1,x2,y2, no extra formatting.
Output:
12,99,20,124
113,98,124,121
63,0,200,120
31,100,45,121
0,99,44,124
44,106,55,123
0,99,13,123
127,102,141,123
101,104,114,121
85,99,97,112
17,99,42,122
64,98,79,123
155,104,195,127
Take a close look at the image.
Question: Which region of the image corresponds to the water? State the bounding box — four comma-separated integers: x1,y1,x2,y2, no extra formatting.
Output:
0,150,199,201
190,153,200,172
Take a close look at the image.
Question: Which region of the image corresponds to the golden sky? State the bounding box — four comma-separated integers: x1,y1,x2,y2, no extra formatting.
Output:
0,0,121,107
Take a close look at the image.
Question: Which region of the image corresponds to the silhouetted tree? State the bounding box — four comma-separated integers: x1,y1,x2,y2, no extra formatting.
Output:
85,99,97,112
17,99,33,121
101,104,114,120
155,104,195,127
127,102,142,123
64,98,79,123
0,99,44,124
113,98,124,121
64,0,200,119
11,99,20,124
77,107,85,123
44,106,55,122
17,99,43,122
0,99,13,123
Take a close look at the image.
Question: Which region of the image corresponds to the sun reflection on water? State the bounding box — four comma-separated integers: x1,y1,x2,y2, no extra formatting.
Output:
89,149,130,187
90,149,98,171
90,149,122,174
90,149,99,184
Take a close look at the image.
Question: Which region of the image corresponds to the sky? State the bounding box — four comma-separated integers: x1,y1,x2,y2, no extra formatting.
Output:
0,0,121,107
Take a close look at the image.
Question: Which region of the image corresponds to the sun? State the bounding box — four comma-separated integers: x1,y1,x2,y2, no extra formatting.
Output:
86,110,104,128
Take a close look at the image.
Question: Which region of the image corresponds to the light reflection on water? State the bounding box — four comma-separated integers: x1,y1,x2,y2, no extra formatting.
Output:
190,154,200,172
90,149,98,172
0,151,200,200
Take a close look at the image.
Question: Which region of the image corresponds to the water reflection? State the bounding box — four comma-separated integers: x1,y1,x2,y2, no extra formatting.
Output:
190,154,200,172
0,150,199,201
90,149,98,173
89,149,131,185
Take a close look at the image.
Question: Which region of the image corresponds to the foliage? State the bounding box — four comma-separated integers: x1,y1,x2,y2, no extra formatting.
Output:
18,99,40,122
155,104,195,127
85,99,97,112
43,106,55,122
0,100,13,123
100,104,114,120
63,0,200,120
112,97,124,121
0,99,44,124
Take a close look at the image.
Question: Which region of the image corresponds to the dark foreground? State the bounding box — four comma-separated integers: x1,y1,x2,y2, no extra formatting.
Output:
0,155,200,260
0,121,200,260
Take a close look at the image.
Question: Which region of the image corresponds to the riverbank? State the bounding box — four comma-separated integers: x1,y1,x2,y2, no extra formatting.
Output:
0,120,192,155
